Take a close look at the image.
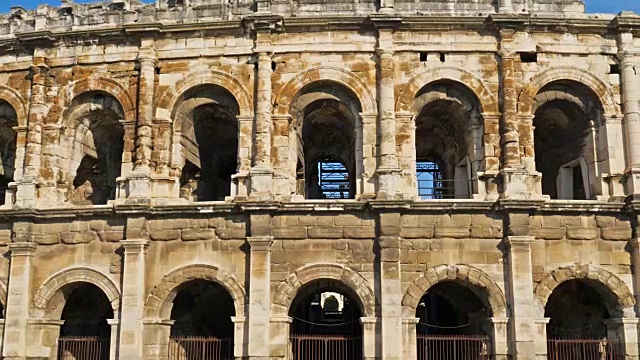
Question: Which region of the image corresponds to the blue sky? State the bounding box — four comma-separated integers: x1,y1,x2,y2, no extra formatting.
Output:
0,0,639,13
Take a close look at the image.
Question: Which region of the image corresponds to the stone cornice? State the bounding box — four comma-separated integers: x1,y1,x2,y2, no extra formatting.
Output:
2,13,636,53
0,199,631,218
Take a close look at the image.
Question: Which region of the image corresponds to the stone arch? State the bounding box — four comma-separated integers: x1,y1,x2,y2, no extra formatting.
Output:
0,279,7,315
155,71,253,119
518,66,619,116
533,264,635,317
0,85,27,127
61,77,136,124
272,263,376,317
31,267,120,319
401,264,507,318
395,67,498,114
144,264,246,319
274,67,377,115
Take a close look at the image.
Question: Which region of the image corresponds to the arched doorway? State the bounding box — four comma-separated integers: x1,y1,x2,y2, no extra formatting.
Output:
0,100,17,206
291,82,361,200
415,282,490,360
412,81,483,199
174,85,239,202
545,279,622,360
289,279,363,360
533,80,603,200
57,283,113,360
63,92,126,205
168,280,235,360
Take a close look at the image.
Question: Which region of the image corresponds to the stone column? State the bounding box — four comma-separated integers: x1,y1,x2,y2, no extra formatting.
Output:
250,27,274,199
600,116,626,198
2,242,37,359
534,318,550,359
498,29,530,200
379,235,402,360
118,238,150,360
231,316,247,359
617,32,640,196
247,235,273,360
270,315,292,359
26,318,64,359
107,319,119,360
375,25,402,199
18,55,48,207
142,319,174,360
489,317,510,360
360,317,378,360
604,318,639,359
401,317,419,360
128,45,156,200
503,236,536,360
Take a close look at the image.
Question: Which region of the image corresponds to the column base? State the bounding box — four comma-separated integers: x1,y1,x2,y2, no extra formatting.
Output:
376,167,404,200
624,168,640,199
125,169,152,204
500,168,547,200
249,166,273,200
13,179,36,208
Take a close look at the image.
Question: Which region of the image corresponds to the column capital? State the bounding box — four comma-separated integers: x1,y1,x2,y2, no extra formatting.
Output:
503,236,534,250
401,317,420,325
359,316,379,325
488,316,510,325
270,315,293,324
27,318,64,326
8,242,37,256
534,317,550,325
107,319,120,326
247,235,274,251
142,318,175,326
231,316,247,324
120,239,150,253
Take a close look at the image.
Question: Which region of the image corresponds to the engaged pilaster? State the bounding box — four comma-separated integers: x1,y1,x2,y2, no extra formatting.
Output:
118,237,150,360
372,17,403,199
20,54,49,207
617,31,640,197
127,43,156,202
502,236,536,360
2,242,37,359
247,235,273,360
377,208,403,360
249,17,279,199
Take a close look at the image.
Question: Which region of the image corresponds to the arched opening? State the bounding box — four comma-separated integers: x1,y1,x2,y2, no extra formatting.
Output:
57,282,113,360
168,280,235,360
64,92,125,205
0,100,17,206
533,81,603,200
289,279,363,359
545,279,622,359
413,81,482,200
415,282,490,360
175,85,239,202
292,82,360,200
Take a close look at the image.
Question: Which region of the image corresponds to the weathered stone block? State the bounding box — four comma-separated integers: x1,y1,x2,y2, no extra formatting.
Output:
343,226,375,239
273,227,307,239
601,228,632,241
181,228,215,241
401,227,434,239
215,228,246,239
149,230,181,241
61,231,99,244
566,228,599,240
307,227,342,239
434,227,470,239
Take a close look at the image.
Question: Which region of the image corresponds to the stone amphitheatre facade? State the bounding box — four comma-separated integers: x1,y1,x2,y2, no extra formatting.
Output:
0,0,639,359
